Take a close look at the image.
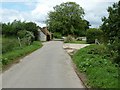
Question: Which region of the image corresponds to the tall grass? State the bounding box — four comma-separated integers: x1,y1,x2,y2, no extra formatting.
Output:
1,41,42,68
2,37,19,54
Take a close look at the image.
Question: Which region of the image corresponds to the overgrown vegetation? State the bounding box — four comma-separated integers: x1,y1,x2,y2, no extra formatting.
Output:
2,37,19,54
53,32,62,39
1,20,42,69
2,20,39,40
73,45,119,88
64,35,75,43
86,28,103,44
1,41,42,68
100,1,120,65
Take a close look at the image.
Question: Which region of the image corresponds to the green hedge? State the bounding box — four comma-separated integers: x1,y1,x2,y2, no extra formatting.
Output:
86,28,103,44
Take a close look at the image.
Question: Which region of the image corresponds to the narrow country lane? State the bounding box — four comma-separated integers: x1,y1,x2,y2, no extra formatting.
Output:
2,41,84,88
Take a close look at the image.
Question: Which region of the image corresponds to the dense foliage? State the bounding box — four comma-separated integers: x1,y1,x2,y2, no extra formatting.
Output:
17,30,35,46
2,20,39,40
86,28,103,44
1,20,42,69
64,35,75,43
46,2,90,37
53,32,62,39
73,45,119,88
100,1,120,65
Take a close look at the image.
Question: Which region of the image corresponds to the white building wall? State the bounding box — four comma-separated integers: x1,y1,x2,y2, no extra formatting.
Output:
38,29,46,41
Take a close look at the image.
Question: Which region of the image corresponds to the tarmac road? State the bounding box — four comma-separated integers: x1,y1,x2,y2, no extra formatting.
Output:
2,41,84,88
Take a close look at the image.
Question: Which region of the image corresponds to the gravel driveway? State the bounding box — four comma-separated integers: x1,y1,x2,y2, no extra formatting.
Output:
2,41,84,88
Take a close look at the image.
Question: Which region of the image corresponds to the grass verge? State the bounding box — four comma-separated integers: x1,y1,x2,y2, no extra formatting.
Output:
72,44,119,88
1,41,42,70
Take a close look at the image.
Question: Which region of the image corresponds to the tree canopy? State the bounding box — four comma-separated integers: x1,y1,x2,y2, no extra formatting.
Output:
2,20,39,40
100,1,120,64
46,2,90,37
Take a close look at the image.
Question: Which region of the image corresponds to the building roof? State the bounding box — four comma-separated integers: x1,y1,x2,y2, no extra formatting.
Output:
39,27,51,36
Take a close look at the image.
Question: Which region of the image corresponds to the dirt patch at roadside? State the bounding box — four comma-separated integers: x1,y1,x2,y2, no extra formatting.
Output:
63,43,89,55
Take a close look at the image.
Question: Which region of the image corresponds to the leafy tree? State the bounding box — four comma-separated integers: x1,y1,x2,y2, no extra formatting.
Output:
46,2,89,37
2,20,24,36
100,1,120,64
53,32,62,39
2,20,38,40
2,23,10,36
24,22,38,40
86,28,103,44
11,20,26,34
17,30,35,46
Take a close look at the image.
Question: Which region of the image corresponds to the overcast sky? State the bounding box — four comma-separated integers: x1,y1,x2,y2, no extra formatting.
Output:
0,0,119,28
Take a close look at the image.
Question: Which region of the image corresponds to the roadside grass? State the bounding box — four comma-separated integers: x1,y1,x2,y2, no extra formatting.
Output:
1,41,42,69
0,36,2,51
72,44,119,88
0,36,2,70
65,40,86,44
2,37,20,54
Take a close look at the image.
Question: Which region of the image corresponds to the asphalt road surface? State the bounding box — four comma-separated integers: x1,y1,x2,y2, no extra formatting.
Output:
2,41,84,88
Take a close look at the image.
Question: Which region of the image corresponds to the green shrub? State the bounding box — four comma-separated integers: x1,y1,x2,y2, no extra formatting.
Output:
73,45,119,88
107,37,120,65
64,35,75,43
53,32,62,39
100,1,120,66
17,30,35,46
86,28,103,44
17,30,27,38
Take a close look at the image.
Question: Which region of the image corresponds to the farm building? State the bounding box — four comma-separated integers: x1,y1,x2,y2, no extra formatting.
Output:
38,27,52,41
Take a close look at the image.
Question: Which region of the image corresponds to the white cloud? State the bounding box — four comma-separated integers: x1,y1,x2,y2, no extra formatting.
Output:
1,0,119,27
1,8,24,23
83,2,113,28
1,0,38,2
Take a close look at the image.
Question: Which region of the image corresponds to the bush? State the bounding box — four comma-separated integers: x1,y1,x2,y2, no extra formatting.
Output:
86,28,103,44
17,30,35,46
64,35,75,43
53,32,62,39
106,37,120,65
